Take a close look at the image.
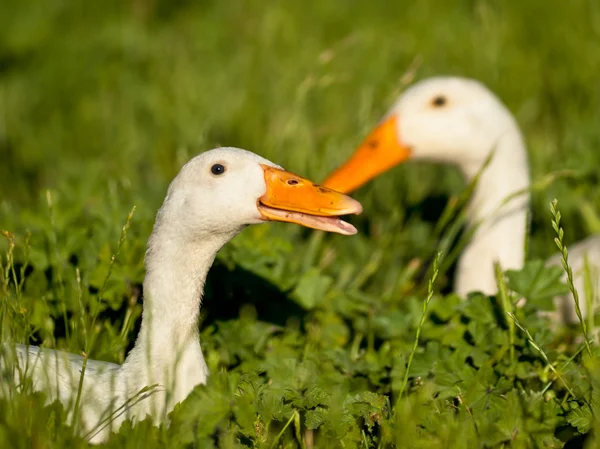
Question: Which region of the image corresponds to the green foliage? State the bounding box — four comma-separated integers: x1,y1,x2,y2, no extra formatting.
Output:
506,261,570,310
1,0,600,447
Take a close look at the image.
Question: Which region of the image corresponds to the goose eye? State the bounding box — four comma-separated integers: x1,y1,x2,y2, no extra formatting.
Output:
211,164,225,175
432,95,447,107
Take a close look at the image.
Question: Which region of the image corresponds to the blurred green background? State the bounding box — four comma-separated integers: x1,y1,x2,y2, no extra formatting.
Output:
2,0,599,259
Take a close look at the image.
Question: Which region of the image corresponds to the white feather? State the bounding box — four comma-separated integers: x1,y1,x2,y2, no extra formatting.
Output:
1,147,285,443
386,77,599,323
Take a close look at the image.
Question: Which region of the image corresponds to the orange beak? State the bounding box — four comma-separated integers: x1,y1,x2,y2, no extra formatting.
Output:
258,165,363,235
322,115,412,194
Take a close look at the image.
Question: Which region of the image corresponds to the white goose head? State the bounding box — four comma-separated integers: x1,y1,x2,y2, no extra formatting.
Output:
323,77,520,193
158,147,362,239
132,147,364,423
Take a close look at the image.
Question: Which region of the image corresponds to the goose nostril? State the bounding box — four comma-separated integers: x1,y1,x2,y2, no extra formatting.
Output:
367,140,379,149
287,179,299,186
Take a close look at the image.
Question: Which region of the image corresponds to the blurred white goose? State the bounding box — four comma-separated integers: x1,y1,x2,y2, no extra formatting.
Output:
0,147,362,443
323,76,600,323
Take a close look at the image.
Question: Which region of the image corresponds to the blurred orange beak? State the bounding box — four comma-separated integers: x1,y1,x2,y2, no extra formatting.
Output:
258,165,363,235
322,115,412,193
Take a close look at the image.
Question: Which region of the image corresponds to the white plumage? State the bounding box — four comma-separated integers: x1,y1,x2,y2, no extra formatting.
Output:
323,76,600,323
1,147,362,443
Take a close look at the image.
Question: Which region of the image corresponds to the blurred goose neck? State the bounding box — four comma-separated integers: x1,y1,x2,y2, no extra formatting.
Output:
455,122,531,297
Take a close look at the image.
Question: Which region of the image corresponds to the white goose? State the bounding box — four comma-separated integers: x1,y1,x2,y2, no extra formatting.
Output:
1,147,362,443
323,76,600,323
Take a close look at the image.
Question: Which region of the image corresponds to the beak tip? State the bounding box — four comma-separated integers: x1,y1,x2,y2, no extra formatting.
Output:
354,202,363,216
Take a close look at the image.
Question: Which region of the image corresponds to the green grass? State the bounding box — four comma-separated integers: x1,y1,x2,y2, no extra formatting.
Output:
1,0,600,447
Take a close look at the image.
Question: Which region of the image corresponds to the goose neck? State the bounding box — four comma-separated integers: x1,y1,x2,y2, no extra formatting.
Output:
454,124,531,296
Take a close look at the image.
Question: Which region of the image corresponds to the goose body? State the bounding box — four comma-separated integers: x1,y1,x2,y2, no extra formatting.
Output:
546,234,600,322
1,147,362,443
323,76,600,323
